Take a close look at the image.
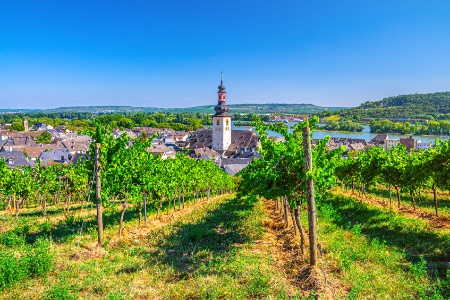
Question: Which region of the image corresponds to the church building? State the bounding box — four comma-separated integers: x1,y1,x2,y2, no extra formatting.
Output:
212,73,232,153
188,73,260,163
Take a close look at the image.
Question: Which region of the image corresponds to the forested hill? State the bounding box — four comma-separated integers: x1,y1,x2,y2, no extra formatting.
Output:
0,104,346,115
327,92,450,120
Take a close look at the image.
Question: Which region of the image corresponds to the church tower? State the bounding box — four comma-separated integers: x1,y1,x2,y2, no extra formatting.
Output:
23,119,29,132
212,72,232,154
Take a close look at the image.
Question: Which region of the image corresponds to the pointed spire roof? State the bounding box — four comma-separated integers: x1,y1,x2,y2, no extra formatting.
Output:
218,70,226,92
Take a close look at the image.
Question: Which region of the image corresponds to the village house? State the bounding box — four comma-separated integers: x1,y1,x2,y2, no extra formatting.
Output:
147,144,176,160
385,138,400,150
32,123,54,131
0,150,34,168
62,140,90,155
400,136,416,152
39,148,73,164
370,134,389,146
416,140,433,151
0,145,43,161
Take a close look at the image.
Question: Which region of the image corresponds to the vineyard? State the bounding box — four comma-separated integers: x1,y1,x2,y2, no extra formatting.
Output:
238,116,450,298
0,119,449,299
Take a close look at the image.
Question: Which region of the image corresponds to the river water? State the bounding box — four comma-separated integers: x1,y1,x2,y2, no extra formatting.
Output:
231,122,448,144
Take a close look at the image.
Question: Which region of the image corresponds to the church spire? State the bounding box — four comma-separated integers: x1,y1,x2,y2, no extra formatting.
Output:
218,71,226,92
215,71,229,115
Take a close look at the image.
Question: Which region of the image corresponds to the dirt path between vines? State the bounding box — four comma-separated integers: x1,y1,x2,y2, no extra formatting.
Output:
336,190,450,230
261,200,348,299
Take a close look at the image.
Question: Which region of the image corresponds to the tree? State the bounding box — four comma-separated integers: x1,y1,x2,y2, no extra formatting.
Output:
9,121,25,131
36,131,52,144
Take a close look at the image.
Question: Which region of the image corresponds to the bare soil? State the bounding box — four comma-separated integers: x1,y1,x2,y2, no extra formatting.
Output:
262,200,348,299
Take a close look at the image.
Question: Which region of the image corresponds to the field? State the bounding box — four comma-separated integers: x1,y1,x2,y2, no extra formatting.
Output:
0,189,449,299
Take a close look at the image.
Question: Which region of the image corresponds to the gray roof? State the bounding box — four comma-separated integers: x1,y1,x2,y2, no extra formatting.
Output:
0,151,33,168
188,129,259,158
223,164,247,176
39,148,72,163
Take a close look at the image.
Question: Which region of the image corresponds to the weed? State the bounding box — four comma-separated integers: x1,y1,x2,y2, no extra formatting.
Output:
0,230,24,247
107,291,126,300
25,237,53,276
0,237,53,289
14,219,31,236
39,219,52,233
0,250,28,288
43,281,77,300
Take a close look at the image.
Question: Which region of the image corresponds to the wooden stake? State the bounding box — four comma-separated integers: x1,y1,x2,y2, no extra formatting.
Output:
95,143,103,247
143,196,147,223
302,124,317,267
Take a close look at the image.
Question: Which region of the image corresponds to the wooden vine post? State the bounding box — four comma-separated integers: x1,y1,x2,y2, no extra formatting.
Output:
95,143,103,247
302,123,318,267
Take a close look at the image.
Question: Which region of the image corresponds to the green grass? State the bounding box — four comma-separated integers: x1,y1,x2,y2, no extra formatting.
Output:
317,193,450,299
2,191,449,299
363,186,450,217
0,195,298,299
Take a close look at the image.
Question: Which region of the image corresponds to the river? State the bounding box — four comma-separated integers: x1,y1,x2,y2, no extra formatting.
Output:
231,122,448,144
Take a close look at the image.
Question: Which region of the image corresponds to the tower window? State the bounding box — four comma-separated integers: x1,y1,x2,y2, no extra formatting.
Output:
216,119,220,125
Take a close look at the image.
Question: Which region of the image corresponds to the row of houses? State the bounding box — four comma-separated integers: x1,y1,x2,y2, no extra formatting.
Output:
369,134,432,151
311,135,433,155
0,124,261,177
0,126,91,168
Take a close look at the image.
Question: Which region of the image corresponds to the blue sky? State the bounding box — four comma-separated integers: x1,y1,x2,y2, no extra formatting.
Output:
1,0,449,109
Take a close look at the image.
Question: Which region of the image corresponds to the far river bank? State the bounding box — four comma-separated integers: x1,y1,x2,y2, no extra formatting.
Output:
230,122,448,145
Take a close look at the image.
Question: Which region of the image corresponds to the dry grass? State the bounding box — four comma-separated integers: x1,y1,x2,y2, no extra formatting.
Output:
262,200,348,299
336,189,450,230
0,195,306,299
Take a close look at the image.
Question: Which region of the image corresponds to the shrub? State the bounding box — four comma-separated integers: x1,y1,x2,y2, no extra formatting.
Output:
25,237,53,276
0,238,53,289
39,220,52,233
0,250,27,288
14,220,31,236
0,231,24,247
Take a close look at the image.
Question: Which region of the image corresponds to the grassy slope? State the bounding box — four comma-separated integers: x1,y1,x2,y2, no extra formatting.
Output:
2,191,449,299
0,196,299,299
317,193,450,299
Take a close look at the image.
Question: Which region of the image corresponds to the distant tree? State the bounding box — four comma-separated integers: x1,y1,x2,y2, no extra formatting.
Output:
9,121,25,131
36,131,52,144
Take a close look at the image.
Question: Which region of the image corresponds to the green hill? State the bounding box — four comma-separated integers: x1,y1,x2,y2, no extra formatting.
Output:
1,104,347,115
157,103,346,114
329,91,450,121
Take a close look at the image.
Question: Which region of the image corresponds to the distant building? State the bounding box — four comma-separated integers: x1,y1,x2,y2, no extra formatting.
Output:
0,150,34,168
385,139,400,150
188,74,260,161
212,72,232,154
147,144,176,160
23,119,29,132
370,134,388,145
39,148,72,163
400,136,416,152
32,123,54,131
416,140,432,151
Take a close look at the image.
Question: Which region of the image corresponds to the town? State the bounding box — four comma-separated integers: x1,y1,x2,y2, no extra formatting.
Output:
0,80,434,174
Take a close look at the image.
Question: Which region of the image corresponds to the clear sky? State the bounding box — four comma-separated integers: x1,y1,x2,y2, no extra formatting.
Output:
1,0,449,109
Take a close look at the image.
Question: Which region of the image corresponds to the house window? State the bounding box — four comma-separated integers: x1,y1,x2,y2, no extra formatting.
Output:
8,159,13,165
61,156,65,161
216,119,220,125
